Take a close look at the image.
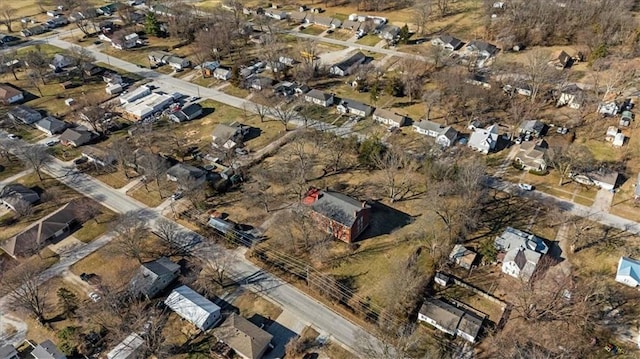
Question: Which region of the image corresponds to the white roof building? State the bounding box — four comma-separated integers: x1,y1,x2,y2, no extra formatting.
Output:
107,333,144,359
616,257,640,287
165,285,222,331
468,124,499,154
122,93,174,119
119,86,151,104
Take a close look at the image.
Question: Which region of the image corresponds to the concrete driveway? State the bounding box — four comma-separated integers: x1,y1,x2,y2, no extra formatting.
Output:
264,310,305,359
592,188,614,213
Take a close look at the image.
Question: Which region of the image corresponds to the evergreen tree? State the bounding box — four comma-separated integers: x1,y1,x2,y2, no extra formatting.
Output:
145,11,160,37
399,24,410,44
57,287,78,319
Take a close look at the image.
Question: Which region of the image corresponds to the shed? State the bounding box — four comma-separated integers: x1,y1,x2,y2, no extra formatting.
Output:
165,285,222,331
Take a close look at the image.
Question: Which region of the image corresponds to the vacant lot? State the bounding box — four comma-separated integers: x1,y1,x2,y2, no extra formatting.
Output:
232,290,283,327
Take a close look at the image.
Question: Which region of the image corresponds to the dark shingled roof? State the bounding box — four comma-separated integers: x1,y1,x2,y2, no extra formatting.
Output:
310,191,369,227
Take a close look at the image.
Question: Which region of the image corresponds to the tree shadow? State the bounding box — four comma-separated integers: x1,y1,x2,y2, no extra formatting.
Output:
357,200,415,241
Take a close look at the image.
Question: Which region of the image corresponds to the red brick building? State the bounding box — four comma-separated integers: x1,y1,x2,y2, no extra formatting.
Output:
302,188,371,243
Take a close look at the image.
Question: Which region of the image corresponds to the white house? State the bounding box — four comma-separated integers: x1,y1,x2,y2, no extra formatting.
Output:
336,99,374,117
468,124,499,154
413,120,458,147
165,286,222,331
501,246,542,281
418,298,483,343
107,333,144,359
615,257,640,287
431,35,463,51
213,67,232,81
31,340,66,359
112,33,139,50
0,83,23,104
372,108,408,127
304,89,334,107
571,170,619,191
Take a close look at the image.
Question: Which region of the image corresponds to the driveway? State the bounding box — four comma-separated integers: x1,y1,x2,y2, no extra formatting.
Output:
264,310,304,359
592,188,614,213
48,236,84,256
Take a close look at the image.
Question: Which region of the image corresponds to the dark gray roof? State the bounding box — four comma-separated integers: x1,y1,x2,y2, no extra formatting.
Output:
181,103,203,118
437,35,462,48
310,191,369,227
7,105,42,124
130,257,180,298
166,163,206,181
333,51,366,71
0,184,40,205
36,116,67,133
467,40,498,55
457,311,484,339
143,256,180,276
419,298,464,334
305,89,332,101
59,127,93,145
339,98,374,115
216,313,274,359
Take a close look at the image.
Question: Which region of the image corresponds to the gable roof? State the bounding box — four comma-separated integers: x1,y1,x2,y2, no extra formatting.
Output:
467,40,498,55
438,126,458,142
419,298,464,334
503,246,542,281
106,333,144,359
212,123,243,147
495,227,549,254
305,89,333,102
457,311,484,340
338,98,373,114
413,119,445,133
143,256,180,277
436,35,462,48
616,257,640,286
519,119,544,133
0,83,22,100
166,163,206,181
0,184,40,206
216,313,274,359
31,340,66,359
1,202,79,257
165,285,221,330
468,124,499,150
7,105,42,123
35,116,67,134
372,108,407,124
59,127,94,146
306,190,369,227
332,51,366,71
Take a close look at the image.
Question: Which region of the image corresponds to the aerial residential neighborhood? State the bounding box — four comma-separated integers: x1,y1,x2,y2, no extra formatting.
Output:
0,0,639,358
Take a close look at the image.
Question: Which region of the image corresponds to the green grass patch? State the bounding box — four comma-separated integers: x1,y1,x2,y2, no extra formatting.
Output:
356,35,382,46
16,44,64,57
0,157,26,181
128,179,176,207
221,85,250,99
73,210,118,243
300,25,327,36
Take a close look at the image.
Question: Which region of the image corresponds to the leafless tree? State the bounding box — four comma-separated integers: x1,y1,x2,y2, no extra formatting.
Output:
23,47,51,85
138,153,169,192
371,148,418,202
15,144,51,182
0,50,19,80
0,4,16,33
154,219,194,257
67,45,96,81
546,144,594,186
413,0,431,35
199,249,234,288
434,0,450,17
72,198,102,224
109,138,136,179
12,199,34,217
0,261,49,324
260,34,287,80
269,101,299,131
76,95,112,136
251,100,270,123
111,211,150,263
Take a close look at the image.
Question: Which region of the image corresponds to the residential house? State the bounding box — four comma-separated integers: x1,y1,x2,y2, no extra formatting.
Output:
215,313,274,359
556,84,585,109
82,146,115,167
273,81,296,97
166,55,190,70
620,110,633,127
606,126,619,140
613,132,625,147
164,286,222,331
431,35,463,51
372,108,409,127
0,202,81,258
615,257,640,287
250,76,274,91
264,9,287,20
313,16,335,28
169,103,203,123
106,83,123,95
59,127,94,147
503,82,532,97
278,56,295,66
342,20,362,31
336,99,374,118
0,83,24,104
97,3,120,16
0,344,18,359
434,272,452,287
213,67,232,81
35,116,67,135
0,184,40,212
30,340,66,359
212,122,250,150
465,40,499,58
166,163,207,185
120,86,151,104
50,54,75,70
413,120,459,147
21,25,47,37
129,257,180,299
449,244,477,270
468,124,499,154
549,50,571,69
329,51,366,77
495,227,549,281
7,105,42,125
519,119,545,137
126,150,169,176
289,11,307,23
457,311,485,343
83,63,103,77
106,333,144,359
571,170,619,191
502,246,543,281
515,140,548,171
201,61,220,77
302,187,371,243
304,89,334,107
148,51,171,64
112,33,139,50
150,4,173,16
103,72,123,85
378,25,400,41
418,298,463,336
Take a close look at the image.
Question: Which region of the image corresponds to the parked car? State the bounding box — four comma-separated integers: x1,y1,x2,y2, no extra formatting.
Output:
46,139,60,146
518,183,533,191
7,134,19,139
89,292,101,302
73,157,88,165
171,191,183,200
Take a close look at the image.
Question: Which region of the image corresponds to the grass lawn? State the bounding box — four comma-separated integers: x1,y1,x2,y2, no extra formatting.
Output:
221,84,250,99
356,35,383,47
325,30,354,41
128,178,176,207
95,62,144,81
232,290,283,326
16,44,64,57
190,75,221,88
95,170,131,189
436,284,504,323
48,145,82,162
0,157,26,181
102,37,184,67
300,25,327,36
73,209,118,243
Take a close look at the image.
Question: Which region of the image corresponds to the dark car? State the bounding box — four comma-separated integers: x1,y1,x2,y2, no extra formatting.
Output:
74,157,88,165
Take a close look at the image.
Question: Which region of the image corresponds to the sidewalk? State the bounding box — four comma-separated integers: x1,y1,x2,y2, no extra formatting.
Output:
0,168,34,186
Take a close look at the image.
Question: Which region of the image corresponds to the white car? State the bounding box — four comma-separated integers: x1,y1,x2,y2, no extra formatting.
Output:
89,292,101,302
518,183,533,191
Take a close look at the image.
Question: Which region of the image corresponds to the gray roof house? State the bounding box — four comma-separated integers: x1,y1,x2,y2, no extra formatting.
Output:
0,184,40,211
289,11,307,23
519,119,545,137
378,24,400,41
372,108,409,127
502,246,542,282
7,105,42,124
465,40,499,58
50,54,75,70
431,35,463,51
35,116,67,135
304,89,334,107
212,122,250,150
342,20,362,31
495,227,549,255
418,298,484,343
30,340,66,359
468,124,498,154
515,140,548,171
213,67,232,81
0,344,18,359
336,99,374,118
166,163,207,184
59,127,94,147
215,313,274,359
129,257,180,299
412,120,458,147
303,188,371,243
329,51,366,77
457,311,485,343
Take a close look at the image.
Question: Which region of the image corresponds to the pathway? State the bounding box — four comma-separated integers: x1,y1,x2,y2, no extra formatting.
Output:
0,169,34,186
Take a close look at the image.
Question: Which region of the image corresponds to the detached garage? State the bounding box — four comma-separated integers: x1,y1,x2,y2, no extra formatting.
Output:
165,285,222,331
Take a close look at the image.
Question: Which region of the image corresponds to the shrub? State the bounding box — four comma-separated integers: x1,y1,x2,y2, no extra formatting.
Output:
529,168,548,176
